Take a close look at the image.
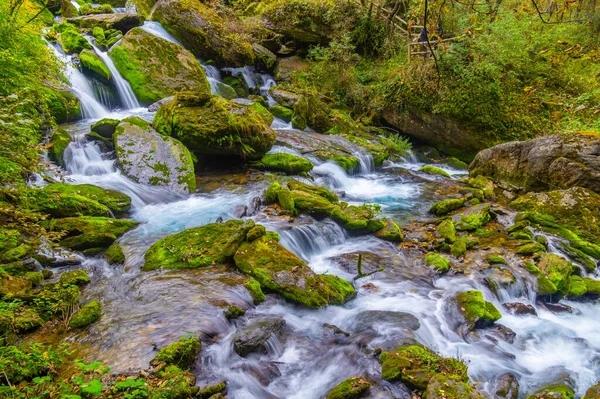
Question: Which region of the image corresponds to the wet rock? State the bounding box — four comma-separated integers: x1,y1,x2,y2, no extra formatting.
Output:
67,13,144,33
153,92,275,161
253,153,314,175
233,361,281,386
69,300,101,328
232,317,285,357
40,183,131,214
484,323,516,344
50,217,138,252
426,252,450,272
526,384,574,399
353,311,420,332
538,254,574,295
148,96,174,112
325,376,371,399
90,118,120,139
232,205,248,218
495,373,519,399
537,301,575,314
436,219,457,243
48,128,71,167
470,133,600,194
328,251,401,276
425,374,483,399
224,305,245,320
503,302,537,316
323,323,350,337
584,382,600,399
105,243,125,264
197,381,226,399
455,290,501,330
374,219,403,242
114,116,196,193
247,196,261,216
151,334,201,369
452,204,492,231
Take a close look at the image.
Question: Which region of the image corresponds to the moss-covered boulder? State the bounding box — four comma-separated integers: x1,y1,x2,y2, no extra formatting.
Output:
584,382,600,399
46,88,82,124
419,165,451,178
59,269,91,286
429,198,465,216
113,117,196,193
425,374,484,399
374,219,403,242
325,376,371,399
152,0,255,66
55,23,92,54
380,345,468,391
50,216,138,252
583,278,600,297
109,28,210,104
152,335,201,369
522,262,558,296
79,49,111,82
254,153,314,175
455,290,501,329
426,253,450,272
526,384,575,399
451,236,468,258
154,93,276,161
516,242,547,256
48,128,71,167
105,243,125,264
143,220,255,271
437,219,457,243
538,254,574,295
452,204,492,231
69,300,101,328
91,118,120,139
234,236,356,308
40,183,131,213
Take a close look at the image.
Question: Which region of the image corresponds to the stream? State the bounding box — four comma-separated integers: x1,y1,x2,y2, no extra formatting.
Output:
48,19,600,399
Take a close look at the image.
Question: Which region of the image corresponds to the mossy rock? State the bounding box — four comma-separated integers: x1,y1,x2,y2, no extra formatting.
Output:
51,216,138,251
244,278,265,304
59,269,91,286
0,273,32,297
278,188,296,214
452,204,491,231
153,93,276,161
287,179,338,202
584,382,600,399
468,175,495,198
91,118,120,139
437,219,457,243
265,181,282,203
23,272,44,287
79,49,111,82
197,381,227,398
269,105,294,122
522,262,558,296
426,253,450,272
526,384,574,399
516,242,547,256
425,373,483,399
69,300,101,328
509,228,534,241
224,304,245,320
105,243,125,264
486,255,507,265
455,290,501,329
567,275,587,298
451,237,468,258
254,153,314,175
19,186,110,218
48,128,72,167
109,28,210,104
557,243,596,272
538,254,574,295
113,117,196,193
0,243,32,264
46,88,82,124
234,236,356,308
143,220,255,271
429,198,465,216
325,376,371,399
40,183,131,213
380,345,468,391
419,165,451,178
445,157,469,170
374,219,403,242
55,23,92,54
152,335,201,369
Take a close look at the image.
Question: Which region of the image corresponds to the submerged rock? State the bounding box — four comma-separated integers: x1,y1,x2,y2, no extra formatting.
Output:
470,133,600,194
109,28,210,104
503,302,537,316
526,384,574,399
232,317,285,357
113,116,196,193
153,92,276,161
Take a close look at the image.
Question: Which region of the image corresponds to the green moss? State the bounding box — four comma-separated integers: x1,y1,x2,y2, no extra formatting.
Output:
59,270,91,286
278,188,296,214
105,243,125,264
269,105,294,122
79,49,111,81
224,305,245,319
419,165,451,178
326,376,371,399
326,153,361,171
509,228,534,241
437,219,457,243
567,275,587,298
287,179,338,202
80,3,114,14
450,237,468,258
255,153,314,175
153,335,201,369
486,255,507,265
246,225,266,242
538,254,574,294
380,345,468,391
23,272,44,287
265,181,282,203
455,290,501,329
55,23,92,54
508,220,530,233
49,128,72,167
148,365,196,399
558,243,596,272
234,236,356,308
0,229,20,254
523,261,558,296
374,219,403,242
426,253,450,272
50,216,138,251
468,175,495,198
452,204,491,231
583,278,600,296
69,300,101,328
197,381,227,398
445,157,468,169
41,183,131,213
429,198,465,216
0,244,32,263
526,384,574,399
244,278,266,304
143,220,255,271
516,242,547,256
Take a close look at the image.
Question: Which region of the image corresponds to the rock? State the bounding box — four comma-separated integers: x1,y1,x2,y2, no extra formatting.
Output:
526,384,574,399
69,300,101,328
455,290,501,329
425,373,484,399
328,250,402,275
374,219,403,242
583,278,600,297
437,219,457,243
452,204,492,231
143,219,255,271
113,116,196,193
48,128,71,167
224,305,245,320
46,88,82,124
426,252,450,272
148,96,174,112
451,236,468,258
59,269,91,286
380,345,469,392
269,105,293,122
0,274,32,297
234,235,356,308
429,198,465,216
53,22,92,54
153,92,276,161
274,56,309,83
91,118,120,138
270,89,302,108
79,49,111,82
516,242,547,256
67,13,144,33
253,43,276,70
537,301,574,314
495,373,519,399
325,376,371,399
503,302,537,316
584,382,600,399
152,0,255,66
253,153,314,175
232,318,285,357
197,381,227,399
132,0,156,17
538,254,574,295
109,28,210,104
419,165,451,178
486,255,508,265
523,262,558,296
105,243,125,264
50,216,138,252
38,183,131,213
567,275,587,298
152,335,201,369
353,311,420,332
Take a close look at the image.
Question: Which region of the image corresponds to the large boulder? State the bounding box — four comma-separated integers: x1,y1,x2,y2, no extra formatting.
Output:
153,92,276,161
109,28,210,104
470,133,600,193
67,13,144,33
152,0,255,66
113,117,196,193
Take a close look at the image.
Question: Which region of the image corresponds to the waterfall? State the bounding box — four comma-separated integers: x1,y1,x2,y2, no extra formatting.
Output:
354,151,375,175
277,221,348,262
69,0,80,10
223,66,257,89
202,64,223,95
48,42,109,119
88,40,140,110
259,74,277,106
140,21,183,46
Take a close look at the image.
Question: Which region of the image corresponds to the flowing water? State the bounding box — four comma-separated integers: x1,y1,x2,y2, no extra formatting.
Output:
49,27,600,399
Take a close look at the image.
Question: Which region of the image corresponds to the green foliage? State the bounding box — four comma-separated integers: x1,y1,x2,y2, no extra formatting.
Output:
379,132,411,156
0,342,70,384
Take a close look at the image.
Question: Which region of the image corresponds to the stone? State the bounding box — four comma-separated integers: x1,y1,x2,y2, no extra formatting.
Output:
526,384,574,399
91,118,120,138
455,290,501,329
495,373,519,399
429,198,465,216
426,252,450,272
325,376,371,399
113,117,196,193
48,128,71,167
232,318,285,357
374,219,403,242
419,165,451,178
503,302,537,316
253,153,314,175
50,216,138,251
67,13,144,33
452,204,492,231
79,49,111,82
152,335,201,370
538,254,574,295
69,300,101,328
425,374,484,399
109,28,210,104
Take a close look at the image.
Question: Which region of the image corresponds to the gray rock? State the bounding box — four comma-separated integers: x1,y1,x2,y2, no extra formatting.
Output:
148,96,174,112
495,373,519,399
232,318,286,357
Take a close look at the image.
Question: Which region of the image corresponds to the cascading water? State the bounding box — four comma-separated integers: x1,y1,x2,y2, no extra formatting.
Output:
140,21,183,46
88,40,140,110
202,64,224,94
259,74,277,106
223,66,257,89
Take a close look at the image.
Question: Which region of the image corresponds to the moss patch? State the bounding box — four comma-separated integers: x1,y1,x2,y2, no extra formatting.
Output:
69,300,101,328
152,335,201,369
455,290,501,329
254,153,314,175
